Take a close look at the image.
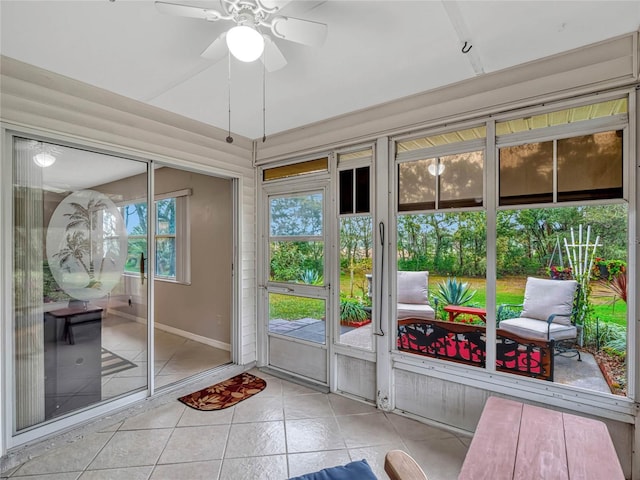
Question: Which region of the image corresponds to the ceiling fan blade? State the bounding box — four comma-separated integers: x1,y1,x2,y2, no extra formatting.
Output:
155,1,223,21
270,16,327,47
257,0,294,12
200,33,228,62
262,36,287,72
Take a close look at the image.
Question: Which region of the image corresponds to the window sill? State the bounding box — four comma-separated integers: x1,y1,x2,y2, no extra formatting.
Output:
121,273,190,286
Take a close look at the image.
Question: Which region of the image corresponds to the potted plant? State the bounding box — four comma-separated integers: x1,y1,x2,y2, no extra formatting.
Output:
592,259,626,282
340,296,371,327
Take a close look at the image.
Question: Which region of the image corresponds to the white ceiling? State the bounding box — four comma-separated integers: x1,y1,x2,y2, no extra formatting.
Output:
1,1,639,140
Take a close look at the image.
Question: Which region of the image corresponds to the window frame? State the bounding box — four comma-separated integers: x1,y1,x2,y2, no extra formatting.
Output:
497,123,628,208
396,139,487,213
119,189,191,285
390,91,635,410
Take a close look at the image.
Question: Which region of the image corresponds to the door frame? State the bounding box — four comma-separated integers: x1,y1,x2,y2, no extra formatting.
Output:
258,173,333,386
0,125,244,451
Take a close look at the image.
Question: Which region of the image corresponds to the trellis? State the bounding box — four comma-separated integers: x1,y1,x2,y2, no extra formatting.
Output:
563,225,600,325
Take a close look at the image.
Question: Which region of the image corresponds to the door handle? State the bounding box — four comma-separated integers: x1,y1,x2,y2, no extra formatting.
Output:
140,253,145,285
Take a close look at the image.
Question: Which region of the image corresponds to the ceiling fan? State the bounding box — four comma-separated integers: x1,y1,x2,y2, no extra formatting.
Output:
155,0,328,72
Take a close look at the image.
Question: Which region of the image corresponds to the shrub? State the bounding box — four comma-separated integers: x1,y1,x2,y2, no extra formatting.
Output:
340,297,369,323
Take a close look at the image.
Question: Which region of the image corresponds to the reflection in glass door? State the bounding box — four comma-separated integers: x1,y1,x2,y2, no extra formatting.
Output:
266,189,329,383
11,137,148,431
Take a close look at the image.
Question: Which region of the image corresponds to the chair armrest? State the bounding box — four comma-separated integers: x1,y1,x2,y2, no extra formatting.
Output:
384,450,428,480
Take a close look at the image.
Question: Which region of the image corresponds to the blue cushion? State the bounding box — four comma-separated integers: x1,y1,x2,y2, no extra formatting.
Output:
289,459,378,480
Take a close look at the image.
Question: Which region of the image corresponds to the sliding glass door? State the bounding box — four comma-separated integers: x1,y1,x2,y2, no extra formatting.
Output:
11,137,148,432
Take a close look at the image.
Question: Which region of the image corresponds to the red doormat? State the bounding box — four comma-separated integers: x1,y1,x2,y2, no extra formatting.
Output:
178,372,267,411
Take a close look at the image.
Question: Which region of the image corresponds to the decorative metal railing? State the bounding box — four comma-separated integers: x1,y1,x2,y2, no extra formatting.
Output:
397,318,554,381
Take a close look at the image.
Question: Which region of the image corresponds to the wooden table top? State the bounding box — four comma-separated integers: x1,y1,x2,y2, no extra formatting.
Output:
46,306,103,318
458,396,625,480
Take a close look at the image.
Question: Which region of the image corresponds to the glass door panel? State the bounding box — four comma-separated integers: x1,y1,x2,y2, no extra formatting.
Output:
266,189,329,383
268,293,326,344
12,137,148,431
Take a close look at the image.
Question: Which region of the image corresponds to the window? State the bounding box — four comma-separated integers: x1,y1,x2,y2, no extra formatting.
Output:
398,151,484,210
268,192,323,284
121,190,190,283
498,98,626,206
395,127,488,368
495,97,629,391
338,147,373,350
397,126,486,211
263,157,329,181
496,204,628,395
499,131,623,205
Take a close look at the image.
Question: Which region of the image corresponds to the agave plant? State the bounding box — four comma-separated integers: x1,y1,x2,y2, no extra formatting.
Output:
299,268,323,286
436,277,476,306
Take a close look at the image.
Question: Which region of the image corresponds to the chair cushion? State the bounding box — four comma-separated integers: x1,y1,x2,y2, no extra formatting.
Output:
289,459,378,480
499,317,577,341
521,277,578,325
397,303,435,320
397,271,429,305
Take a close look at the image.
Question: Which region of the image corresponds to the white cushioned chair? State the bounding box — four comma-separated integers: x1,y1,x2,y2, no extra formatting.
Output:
499,277,580,358
396,271,435,320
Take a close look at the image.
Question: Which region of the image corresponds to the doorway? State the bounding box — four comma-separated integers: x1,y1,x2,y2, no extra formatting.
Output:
7,136,236,445
264,186,330,384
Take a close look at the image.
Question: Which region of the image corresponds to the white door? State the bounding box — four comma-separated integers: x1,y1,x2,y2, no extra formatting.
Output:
263,185,330,384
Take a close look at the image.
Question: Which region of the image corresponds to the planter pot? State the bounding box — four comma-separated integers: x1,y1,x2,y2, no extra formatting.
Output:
598,265,609,279
340,318,372,328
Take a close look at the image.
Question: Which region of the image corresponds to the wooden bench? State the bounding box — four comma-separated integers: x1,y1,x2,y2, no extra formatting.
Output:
397,318,555,381
458,396,625,480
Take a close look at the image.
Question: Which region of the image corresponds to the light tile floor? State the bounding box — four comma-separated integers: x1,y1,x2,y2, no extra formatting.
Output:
2,369,470,480
101,315,232,398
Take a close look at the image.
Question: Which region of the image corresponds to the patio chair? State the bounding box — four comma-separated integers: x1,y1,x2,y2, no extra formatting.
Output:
385,450,429,480
396,271,436,320
498,277,581,360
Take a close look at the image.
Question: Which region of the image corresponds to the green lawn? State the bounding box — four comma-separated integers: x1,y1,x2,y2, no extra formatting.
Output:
270,273,627,325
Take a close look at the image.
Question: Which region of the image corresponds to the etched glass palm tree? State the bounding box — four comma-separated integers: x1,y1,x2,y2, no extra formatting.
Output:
53,196,108,289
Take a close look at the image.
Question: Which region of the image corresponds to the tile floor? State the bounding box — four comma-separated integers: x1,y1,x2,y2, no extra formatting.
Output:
102,315,231,398
1,368,470,480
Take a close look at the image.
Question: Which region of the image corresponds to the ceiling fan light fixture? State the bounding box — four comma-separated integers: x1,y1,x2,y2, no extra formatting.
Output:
33,152,56,168
226,25,265,62
428,163,445,176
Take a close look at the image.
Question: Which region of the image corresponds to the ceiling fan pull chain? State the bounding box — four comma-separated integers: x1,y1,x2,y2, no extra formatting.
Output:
262,53,267,143
226,51,234,143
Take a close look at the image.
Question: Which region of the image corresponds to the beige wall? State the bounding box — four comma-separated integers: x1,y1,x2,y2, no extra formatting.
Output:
96,167,233,344
155,168,233,343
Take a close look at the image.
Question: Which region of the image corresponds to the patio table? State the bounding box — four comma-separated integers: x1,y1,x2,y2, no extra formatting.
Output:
443,305,486,323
